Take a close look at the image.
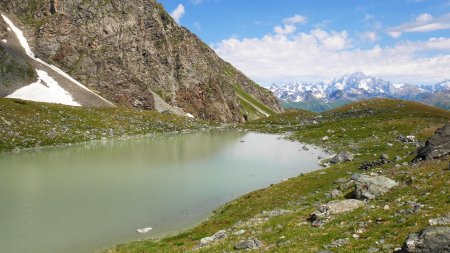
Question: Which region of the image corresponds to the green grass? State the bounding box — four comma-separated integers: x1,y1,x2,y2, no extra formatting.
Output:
232,84,275,117
109,98,450,253
0,98,211,153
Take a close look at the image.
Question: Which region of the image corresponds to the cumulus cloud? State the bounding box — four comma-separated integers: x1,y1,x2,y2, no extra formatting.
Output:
273,14,307,36
170,4,185,23
283,14,307,25
387,13,450,38
361,31,379,42
213,25,450,85
274,24,296,36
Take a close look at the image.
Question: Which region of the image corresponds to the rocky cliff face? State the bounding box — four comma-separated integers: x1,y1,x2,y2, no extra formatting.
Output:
0,0,283,122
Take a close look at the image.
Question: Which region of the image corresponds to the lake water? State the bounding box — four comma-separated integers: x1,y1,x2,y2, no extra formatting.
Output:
0,130,328,253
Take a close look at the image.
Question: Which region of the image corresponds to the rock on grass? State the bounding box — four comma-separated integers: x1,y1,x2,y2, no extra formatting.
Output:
401,226,450,253
352,174,398,200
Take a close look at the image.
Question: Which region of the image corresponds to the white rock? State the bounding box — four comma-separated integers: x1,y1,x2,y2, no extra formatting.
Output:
137,227,152,234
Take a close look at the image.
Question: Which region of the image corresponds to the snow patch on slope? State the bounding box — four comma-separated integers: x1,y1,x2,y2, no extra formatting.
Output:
6,70,81,106
1,14,113,106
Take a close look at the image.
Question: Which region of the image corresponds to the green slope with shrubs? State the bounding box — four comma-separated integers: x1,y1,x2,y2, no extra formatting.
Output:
0,98,211,153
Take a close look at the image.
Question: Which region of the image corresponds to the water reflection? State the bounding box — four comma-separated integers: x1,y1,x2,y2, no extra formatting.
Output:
0,130,327,253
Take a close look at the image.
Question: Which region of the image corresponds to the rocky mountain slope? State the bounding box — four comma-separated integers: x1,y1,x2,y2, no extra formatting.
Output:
0,0,282,122
271,72,450,112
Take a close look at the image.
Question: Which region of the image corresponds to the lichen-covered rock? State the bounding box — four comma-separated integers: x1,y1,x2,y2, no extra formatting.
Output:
401,226,450,253
352,174,398,200
416,123,450,160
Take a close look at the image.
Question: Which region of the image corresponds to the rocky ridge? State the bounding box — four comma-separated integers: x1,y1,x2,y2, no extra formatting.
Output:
0,0,282,122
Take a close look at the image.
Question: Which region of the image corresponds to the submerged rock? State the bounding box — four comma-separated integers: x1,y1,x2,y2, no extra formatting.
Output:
401,226,450,253
352,174,398,200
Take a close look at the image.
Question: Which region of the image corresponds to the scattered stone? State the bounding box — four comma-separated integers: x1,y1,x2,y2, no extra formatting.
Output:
234,238,262,250
311,199,364,224
233,229,246,235
384,205,390,210
312,220,325,228
335,178,350,184
199,230,228,247
380,154,389,160
321,136,330,141
325,189,343,198
415,123,450,161
321,199,364,215
429,215,450,226
330,151,354,164
324,238,350,249
199,236,215,247
368,247,380,253
395,155,402,161
398,135,417,143
360,159,389,170
352,174,398,200
401,226,450,252
261,209,292,218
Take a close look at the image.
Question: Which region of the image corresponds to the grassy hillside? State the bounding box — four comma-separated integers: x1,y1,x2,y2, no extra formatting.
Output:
110,98,450,252
0,98,210,153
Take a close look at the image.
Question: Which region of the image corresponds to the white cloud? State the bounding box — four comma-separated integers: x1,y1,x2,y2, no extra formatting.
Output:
283,14,307,25
387,13,450,38
213,28,450,85
416,13,433,22
274,24,296,36
361,31,379,42
170,4,185,23
272,14,307,36
191,0,203,4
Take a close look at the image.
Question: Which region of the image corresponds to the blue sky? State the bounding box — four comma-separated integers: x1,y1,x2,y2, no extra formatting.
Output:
160,0,450,86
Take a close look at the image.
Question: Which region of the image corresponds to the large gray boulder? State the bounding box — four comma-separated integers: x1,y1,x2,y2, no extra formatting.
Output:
416,123,450,160
352,174,398,200
401,226,450,253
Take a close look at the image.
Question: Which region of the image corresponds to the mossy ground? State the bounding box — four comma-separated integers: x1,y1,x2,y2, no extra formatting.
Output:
0,98,211,153
108,98,450,253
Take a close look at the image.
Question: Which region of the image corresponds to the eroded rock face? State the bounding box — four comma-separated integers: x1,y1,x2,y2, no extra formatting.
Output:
416,123,450,160
401,226,450,253
0,0,283,122
352,174,398,200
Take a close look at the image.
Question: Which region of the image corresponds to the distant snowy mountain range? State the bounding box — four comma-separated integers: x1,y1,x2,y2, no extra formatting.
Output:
270,72,450,112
